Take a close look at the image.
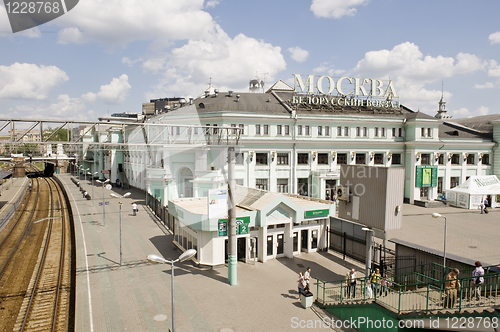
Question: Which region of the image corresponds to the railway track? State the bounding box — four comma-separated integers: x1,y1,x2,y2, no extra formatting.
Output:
0,172,74,331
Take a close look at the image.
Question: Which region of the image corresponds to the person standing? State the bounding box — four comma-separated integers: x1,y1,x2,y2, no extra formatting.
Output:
480,200,485,214
132,202,137,216
472,261,485,301
297,272,306,299
370,268,381,298
345,269,357,298
444,268,461,308
304,267,311,292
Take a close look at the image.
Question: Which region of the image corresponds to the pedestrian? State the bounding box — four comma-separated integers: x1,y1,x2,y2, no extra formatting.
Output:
297,272,306,299
479,200,485,214
370,268,381,298
444,268,461,308
132,202,137,216
483,198,489,214
472,261,485,301
83,191,87,198
380,274,391,297
345,268,357,298
304,267,311,292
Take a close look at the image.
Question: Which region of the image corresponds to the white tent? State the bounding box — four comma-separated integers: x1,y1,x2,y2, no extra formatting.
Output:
445,175,500,209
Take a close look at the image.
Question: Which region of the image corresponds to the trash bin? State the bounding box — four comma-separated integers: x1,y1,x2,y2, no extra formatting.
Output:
300,291,313,309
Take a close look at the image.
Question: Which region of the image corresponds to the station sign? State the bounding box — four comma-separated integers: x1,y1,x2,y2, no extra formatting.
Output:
305,209,329,218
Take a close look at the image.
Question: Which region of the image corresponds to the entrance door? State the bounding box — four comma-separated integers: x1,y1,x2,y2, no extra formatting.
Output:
237,237,246,262
311,229,318,250
326,180,336,201
301,229,309,252
420,187,429,200
267,233,285,259
293,232,299,253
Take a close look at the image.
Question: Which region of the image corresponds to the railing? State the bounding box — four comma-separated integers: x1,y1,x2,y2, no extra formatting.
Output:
316,273,500,314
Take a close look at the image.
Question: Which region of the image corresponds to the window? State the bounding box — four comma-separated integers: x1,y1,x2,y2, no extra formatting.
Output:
337,153,347,164
374,153,384,165
450,177,460,188
235,153,244,165
256,178,268,190
256,124,261,135
231,124,237,134
305,125,310,135
451,154,460,165
263,125,269,135
356,127,360,137
421,127,426,137
297,153,309,165
392,128,396,137
421,154,431,165
239,124,245,135
381,128,386,137
392,153,401,165
325,126,330,136
277,125,282,135
236,179,244,186
438,177,443,194
374,127,379,137
363,127,367,137
298,125,302,135
284,125,290,135
256,153,268,165
277,153,289,165
337,126,342,136
213,124,218,134
277,179,288,193
398,128,403,137
427,128,432,137
355,153,366,165
344,126,349,136
482,154,490,165
317,153,329,165
318,126,322,136
438,154,444,165
466,154,475,165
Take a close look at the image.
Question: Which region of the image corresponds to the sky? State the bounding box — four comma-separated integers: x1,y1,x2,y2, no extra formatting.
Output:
0,0,499,122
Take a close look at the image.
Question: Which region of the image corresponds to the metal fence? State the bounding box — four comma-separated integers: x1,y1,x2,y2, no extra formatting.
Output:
316,272,500,314
145,192,173,231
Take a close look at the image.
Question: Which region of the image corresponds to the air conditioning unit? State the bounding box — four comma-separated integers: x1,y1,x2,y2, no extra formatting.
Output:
337,185,350,202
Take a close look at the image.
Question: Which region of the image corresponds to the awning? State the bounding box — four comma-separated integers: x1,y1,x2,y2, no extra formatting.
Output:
0,170,13,179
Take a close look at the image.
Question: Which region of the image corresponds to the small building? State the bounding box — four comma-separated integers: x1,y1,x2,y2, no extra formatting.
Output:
168,186,335,265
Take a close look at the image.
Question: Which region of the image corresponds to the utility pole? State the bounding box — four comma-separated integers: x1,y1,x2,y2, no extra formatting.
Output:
228,146,237,285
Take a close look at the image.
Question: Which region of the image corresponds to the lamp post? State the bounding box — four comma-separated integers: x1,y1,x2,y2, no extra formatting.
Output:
83,168,89,183
362,227,374,280
110,192,131,265
88,171,98,203
96,179,110,226
431,212,447,268
147,249,197,332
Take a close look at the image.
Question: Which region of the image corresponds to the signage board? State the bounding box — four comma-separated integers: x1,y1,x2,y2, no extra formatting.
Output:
305,209,329,218
208,188,227,219
415,165,438,187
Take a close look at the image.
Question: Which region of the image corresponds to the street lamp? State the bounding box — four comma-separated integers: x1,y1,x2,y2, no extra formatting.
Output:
88,171,98,204
431,212,447,268
83,168,89,183
110,192,131,265
362,227,374,280
147,249,197,332
96,179,110,226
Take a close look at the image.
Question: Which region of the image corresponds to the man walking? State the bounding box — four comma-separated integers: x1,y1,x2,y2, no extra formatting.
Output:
132,202,137,216
304,267,311,292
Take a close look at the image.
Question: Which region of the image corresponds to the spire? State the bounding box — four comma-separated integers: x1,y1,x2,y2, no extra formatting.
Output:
435,82,452,119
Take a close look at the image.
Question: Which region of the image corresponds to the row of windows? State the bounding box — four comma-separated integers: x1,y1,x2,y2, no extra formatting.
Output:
250,152,402,166
250,124,405,138
419,153,490,165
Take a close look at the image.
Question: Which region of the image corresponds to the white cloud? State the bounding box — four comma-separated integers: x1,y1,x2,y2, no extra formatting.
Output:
310,0,369,19
150,32,286,97
205,0,219,8
58,27,87,44
7,94,95,121
353,42,487,114
96,74,131,105
55,0,219,46
313,63,347,76
474,82,495,89
81,92,97,103
451,106,489,118
122,57,143,67
0,63,68,100
287,46,309,63
489,32,500,45
488,60,500,78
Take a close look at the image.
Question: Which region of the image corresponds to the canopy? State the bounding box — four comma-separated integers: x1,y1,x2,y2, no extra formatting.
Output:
446,175,500,195
0,170,12,179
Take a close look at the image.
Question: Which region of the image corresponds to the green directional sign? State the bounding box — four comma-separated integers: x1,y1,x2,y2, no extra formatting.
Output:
219,216,250,225
218,216,250,236
304,209,329,218
415,165,438,187
239,224,249,235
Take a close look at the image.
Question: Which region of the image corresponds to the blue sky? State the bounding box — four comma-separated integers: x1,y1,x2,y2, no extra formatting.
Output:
0,0,499,121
